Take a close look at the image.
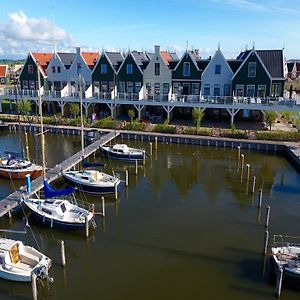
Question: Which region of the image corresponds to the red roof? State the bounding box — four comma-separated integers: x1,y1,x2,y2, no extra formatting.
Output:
160,51,172,66
32,52,53,75
82,52,100,69
296,62,300,72
0,65,7,78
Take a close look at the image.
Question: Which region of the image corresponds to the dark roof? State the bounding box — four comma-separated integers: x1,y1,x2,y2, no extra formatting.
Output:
131,51,149,67
227,60,243,73
287,62,295,73
169,53,179,60
146,52,155,60
168,60,179,70
106,52,124,71
256,50,284,78
237,50,251,60
196,60,210,72
57,53,76,69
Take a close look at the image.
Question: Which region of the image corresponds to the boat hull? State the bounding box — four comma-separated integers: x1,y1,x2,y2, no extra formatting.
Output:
100,147,144,162
64,175,122,195
0,168,43,180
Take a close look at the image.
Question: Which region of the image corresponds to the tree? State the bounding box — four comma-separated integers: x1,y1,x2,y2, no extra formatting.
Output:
192,108,204,132
17,99,32,115
70,103,80,118
265,111,277,131
128,109,135,124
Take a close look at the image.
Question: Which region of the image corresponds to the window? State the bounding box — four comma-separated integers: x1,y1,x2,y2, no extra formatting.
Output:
183,62,190,76
127,64,133,74
224,84,231,96
163,83,169,94
127,82,133,93
214,84,220,97
119,82,125,93
52,66,55,73
271,83,281,97
215,64,221,75
235,84,244,97
101,64,107,74
101,82,108,92
146,82,152,93
248,62,256,77
204,84,210,96
109,81,114,92
173,82,180,94
22,80,28,89
246,85,255,97
28,65,34,74
154,83,160,94
257,85,266,97
192,83,200,95
155,63,160,76
29,80,35,90
135,82,142,93
57,66,61,73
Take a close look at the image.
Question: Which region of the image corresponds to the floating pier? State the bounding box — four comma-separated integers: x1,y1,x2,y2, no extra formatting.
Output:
0,130,119,218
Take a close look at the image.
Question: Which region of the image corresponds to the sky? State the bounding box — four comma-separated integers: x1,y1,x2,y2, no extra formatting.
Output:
0,0,299,59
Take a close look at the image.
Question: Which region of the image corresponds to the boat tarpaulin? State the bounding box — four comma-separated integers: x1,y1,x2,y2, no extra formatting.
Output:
44,180,75,199
82,161,105,168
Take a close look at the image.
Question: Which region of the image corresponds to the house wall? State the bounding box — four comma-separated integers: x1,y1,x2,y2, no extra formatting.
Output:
232,51,271,97
201,50,233,97
143,46,172,98
46,53,68,90
117,53,143,93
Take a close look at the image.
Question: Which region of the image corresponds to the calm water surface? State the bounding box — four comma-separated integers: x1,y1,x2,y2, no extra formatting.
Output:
0,129,300,300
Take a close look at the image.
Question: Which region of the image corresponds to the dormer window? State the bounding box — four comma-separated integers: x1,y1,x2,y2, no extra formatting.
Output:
248,62,256,77
183,62,190,76
28,65,33,74
155,63,160,76
101,64,107,74
127,64,133,74
215,64,221,74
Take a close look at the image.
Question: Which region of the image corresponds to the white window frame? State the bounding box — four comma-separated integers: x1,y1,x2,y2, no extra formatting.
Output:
204,84,210,96
257,85,266,97
155,63,160,76
215,64,221,75
214,84,221,96
248,62,256,78
127,64,133,74
246,84,255,97
163,83,169,94
235,84,244,97
154,83,160,95
192,83,200,95
135,82,142,93
28,65,34,74
183,62,190,77
127,81,133,93
224,84,231,96
101,64,107,74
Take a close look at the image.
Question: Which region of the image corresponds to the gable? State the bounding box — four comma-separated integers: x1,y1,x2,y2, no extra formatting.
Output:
172,52,201,79
117,53,143,82
20,53,45,82
92,54,115,81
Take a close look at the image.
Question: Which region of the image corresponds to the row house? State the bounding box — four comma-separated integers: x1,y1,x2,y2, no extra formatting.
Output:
0,65,8,84
232,49,286,98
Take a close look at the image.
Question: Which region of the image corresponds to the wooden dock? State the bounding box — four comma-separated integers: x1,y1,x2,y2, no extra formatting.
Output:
0,131,119,218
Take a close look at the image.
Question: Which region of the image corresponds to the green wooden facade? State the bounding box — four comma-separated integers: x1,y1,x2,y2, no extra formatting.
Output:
117,53,143,94
20,54,47,90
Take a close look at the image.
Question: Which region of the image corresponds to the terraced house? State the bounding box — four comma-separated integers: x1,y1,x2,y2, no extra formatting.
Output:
232,49,285,98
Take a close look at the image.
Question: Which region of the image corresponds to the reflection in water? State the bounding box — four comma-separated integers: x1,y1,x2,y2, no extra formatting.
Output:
0,130,300,300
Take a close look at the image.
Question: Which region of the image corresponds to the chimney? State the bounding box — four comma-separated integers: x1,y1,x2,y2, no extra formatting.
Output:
76,47,81,55
194,49,199,59
154,45,160,56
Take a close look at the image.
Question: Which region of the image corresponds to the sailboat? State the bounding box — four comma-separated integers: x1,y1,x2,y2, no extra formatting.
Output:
0,76,43,180
23,63,95,230
63,73,121,194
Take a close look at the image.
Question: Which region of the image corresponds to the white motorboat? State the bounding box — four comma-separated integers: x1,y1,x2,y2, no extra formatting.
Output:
100,144,145,162
271,235,300,280
0,237,51,282
64,170,121,194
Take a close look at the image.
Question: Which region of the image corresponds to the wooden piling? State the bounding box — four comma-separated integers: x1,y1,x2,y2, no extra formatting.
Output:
135,160,138,175
31,273,37,300
258,189,263,208
252,176,256,193
263,230,269,255
85,214,89,238
275,267,283,298
101,196,105,217
61,240,66,267
149,142,153,156
265,206,270,228
237,146,241,160
154,137,158,150
143,151,146,165
25,132,30,160
114,183,118,200
246,164,250,181
125,170,129,187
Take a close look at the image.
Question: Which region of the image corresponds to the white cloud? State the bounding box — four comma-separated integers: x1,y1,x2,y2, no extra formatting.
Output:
0,11,75,57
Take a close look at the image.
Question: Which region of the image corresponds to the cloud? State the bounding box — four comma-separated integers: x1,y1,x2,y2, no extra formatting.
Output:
213,0,266,11
0,11,75,57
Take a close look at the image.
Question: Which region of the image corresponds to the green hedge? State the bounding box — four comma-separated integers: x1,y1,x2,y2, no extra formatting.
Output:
256,131,300,142
93,116,115,129
123,121,145,131
220,129,248,139
153,124,176,134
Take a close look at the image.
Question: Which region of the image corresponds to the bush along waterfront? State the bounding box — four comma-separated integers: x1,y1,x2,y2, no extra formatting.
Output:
2,113,300,142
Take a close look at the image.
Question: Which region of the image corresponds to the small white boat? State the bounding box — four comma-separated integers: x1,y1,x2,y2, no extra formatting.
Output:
271,235,300,280
63,170,121,194
0,238,51,282
100,144,145,162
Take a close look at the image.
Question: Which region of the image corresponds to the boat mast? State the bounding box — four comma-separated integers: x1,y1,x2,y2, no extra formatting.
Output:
37,62,46,180
79,73,84,162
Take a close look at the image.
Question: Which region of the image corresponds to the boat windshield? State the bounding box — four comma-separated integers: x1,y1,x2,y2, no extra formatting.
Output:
60,203,67,213
9,244,20,264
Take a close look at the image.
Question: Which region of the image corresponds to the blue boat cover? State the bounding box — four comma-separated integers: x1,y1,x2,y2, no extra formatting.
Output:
82,161,105,168
44,180,75,199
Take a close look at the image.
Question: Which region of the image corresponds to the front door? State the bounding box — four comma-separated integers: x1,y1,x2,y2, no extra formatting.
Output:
182,83,190,95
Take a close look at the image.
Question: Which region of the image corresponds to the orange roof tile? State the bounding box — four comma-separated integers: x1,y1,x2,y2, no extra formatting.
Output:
82,52,100,69
0,65,7,77
160,51,172,66
32,52,53,75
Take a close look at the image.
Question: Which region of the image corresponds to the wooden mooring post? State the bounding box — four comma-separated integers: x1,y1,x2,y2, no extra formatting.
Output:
102,196,105,217
125,170,129,187
265,206,270,228
258,189,263,208
252,176,256,193
85,215,89,238
275,267,283,298
246,164,250,181
154,137,158,150
263,230,269,255
135,160,138,175
149,142,153,156
31,273,37,300
61,240,66,267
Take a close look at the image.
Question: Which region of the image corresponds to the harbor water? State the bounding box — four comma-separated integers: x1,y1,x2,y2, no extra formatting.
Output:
0,129,300,299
